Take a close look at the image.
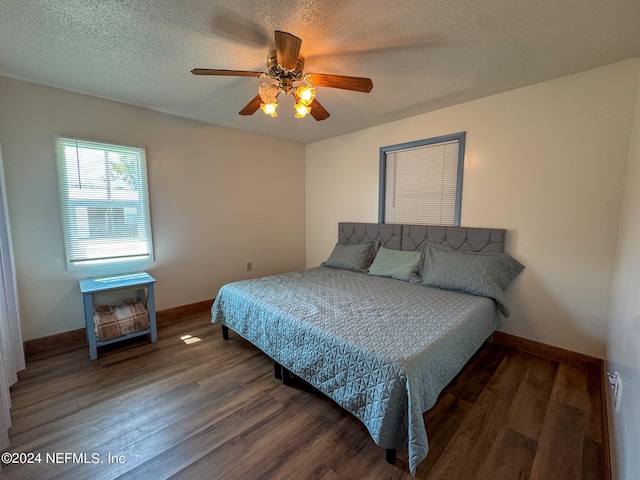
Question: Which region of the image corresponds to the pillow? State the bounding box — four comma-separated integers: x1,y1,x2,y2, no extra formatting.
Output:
367,246,421,281
422,242,524,316
322,242,377,273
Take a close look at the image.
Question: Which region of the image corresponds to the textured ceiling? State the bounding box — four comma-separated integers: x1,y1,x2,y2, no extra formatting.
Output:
1,0,640,144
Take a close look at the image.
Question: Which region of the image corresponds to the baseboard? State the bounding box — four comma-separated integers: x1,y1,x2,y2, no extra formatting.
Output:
23,299,215,356
23,328,87,356
492,331,601,370
156,298,214,326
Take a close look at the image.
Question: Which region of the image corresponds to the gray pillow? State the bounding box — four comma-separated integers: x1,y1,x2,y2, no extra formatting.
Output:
367,246,421,281
322,242,377,273
422,242,524,316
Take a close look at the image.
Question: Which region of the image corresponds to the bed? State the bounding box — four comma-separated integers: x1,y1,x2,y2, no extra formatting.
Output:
211,222,523,474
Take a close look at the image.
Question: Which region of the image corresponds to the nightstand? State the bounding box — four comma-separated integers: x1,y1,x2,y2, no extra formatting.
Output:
79,272,157,360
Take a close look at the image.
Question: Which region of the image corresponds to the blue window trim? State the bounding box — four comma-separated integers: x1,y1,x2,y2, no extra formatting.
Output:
378,132,466,226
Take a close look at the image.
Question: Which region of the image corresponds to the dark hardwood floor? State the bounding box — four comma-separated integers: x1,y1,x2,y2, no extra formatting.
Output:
3,313,606,479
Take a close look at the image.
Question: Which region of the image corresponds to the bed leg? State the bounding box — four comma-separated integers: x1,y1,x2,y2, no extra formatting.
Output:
221,325,229,340
273,360,282,380
385,449,397,464
282,366,292,386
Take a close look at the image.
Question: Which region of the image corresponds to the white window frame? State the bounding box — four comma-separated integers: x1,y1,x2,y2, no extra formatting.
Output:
379,132,465,226
55,136,154,271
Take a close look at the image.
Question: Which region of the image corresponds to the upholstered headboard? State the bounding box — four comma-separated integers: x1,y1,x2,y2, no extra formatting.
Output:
338,222,505,253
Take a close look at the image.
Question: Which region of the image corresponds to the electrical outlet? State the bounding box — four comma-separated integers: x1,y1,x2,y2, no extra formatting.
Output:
614,372,623,413
246,261,253,272
607,371,623,413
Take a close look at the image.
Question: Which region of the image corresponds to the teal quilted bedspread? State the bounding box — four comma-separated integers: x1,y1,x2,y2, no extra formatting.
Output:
211,267,500,474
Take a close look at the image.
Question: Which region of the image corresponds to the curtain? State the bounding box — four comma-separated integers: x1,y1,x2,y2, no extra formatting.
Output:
0,142,25,453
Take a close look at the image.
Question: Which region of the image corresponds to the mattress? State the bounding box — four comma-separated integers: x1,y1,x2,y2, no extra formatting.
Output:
211,266,501,473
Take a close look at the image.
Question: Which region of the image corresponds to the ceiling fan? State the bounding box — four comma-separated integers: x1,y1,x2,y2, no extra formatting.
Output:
191,30,373,121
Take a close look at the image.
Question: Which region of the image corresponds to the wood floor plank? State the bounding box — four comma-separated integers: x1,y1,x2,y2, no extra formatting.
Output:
9,322,220,423
444,342,509,403
425,350,530,479
272,428,355,479
166,435,249,480
503,353,557,441
585,364,604,442
552,363,591,411
3,314,608,480
474,427,537,480
119,391,284,479
216,400,341,480
530,367,588,480
419,392,474,473
582,436,605,480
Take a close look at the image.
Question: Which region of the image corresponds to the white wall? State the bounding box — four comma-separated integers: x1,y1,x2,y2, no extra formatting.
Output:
306,58,640,359
0,76,306,341
607,61,640,480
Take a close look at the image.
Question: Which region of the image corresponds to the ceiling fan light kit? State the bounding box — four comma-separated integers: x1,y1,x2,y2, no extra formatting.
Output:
261,100,278,117
294,101,311,119
258,82,279,116
192,30,373,121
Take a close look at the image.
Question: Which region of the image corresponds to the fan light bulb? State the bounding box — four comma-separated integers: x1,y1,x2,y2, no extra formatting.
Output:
294,102,311,118
296,84,315,105
258,82,279,103
261,102,278,117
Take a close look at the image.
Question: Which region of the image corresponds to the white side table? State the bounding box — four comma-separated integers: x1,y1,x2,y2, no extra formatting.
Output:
79,272,157,360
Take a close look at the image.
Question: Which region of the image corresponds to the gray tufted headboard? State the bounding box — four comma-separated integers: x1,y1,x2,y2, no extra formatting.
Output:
338,222,505,253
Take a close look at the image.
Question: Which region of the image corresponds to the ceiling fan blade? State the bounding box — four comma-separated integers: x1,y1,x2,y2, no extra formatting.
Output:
191,69,264,77
275,31,302,70
211,9,270,48
309,98,330,121
239,95,263,116
307,73,373,93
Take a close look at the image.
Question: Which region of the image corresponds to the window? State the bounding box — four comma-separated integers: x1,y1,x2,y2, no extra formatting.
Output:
55,136,154,269
379,132,465,226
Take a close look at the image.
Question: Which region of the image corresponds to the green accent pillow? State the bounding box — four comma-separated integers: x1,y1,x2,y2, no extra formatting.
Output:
422,242,524,316
367,246,422,281
322,242,377,273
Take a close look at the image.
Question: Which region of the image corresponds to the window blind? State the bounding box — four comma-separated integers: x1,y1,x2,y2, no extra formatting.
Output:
383,138,461,225
55,136,154,267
